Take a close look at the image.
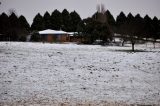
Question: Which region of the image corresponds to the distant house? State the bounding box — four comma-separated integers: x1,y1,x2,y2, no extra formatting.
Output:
68,32,86,43
39,29,70,42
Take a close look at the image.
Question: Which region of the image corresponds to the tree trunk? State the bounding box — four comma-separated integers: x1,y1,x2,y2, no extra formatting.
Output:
122,40,125,46
145,38,147,47
132,43,135,51
153,42,155,49
153,39,156,49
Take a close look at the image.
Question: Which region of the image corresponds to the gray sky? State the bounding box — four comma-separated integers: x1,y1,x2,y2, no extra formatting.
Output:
0,0,160,25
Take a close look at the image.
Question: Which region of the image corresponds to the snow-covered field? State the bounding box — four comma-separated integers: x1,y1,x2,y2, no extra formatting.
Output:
0,42,160,106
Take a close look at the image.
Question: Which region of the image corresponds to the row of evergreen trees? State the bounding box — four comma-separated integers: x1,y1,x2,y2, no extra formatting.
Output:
76,10,160,46
116,12,160,42
0,12,30,41
0,9,160,45
115,12,160,50
31,9,82,32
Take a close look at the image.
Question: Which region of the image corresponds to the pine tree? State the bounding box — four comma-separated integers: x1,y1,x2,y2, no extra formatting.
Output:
77,20,85,42
0,13,10,41
19,15,30,31
70,11,82,32
126,13,137,51
127,13,134,23
143,15,153,39
77,20,85,34
116,12,127,27
18,15,30,41
31,13,45,31
50,9,62,30
90,7,113,44
151,16,160,48
83,18,96,43
134,14,145,39
61,9,72,32
105,10,116,32
8,12,20,41
9,12,20,28
115,12,128,46
116,12,127,35
43,11,52,29
0,13,9,34
83,17,112,44
158,19,160,39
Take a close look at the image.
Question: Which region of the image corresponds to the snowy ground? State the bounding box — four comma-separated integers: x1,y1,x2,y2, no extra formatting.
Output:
0,42,160,106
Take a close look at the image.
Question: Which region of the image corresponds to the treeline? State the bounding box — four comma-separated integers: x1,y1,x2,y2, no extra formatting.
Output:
31,9,82,32
0,12,30,41
115,12,160,48
0,9,82,41
0,9,160,45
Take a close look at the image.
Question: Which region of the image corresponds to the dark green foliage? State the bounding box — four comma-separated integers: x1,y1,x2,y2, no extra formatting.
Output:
9,13,29,41
116,12,127,35
0,13,9,35
8,12,21,41
0,12,30,41
116,12,127,27
7,30,18,41
77,20,85,34
83,18,97,43
19,35,27,41
125,13,135,36
134,14,145,38
83,17,112,44
9,12,20,28
61,9,72,32
115,12,160,44
19,15,30,31
125,13,136,51
115,12,160,50
116,13,142,51
143,15,153,39
85,10,113,44
50,9,62,30
30,32,41,42
115,12,128,46
70,11,82,32
152,17,160,39
0,8,160,45
105,10,116,25
18,15,30,41
31,13,44,31
151,16,160,48
43,11,52,29
105,10,116,32
158,19,160,38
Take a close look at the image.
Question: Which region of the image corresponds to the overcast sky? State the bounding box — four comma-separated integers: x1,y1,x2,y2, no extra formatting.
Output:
0,0,160,25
